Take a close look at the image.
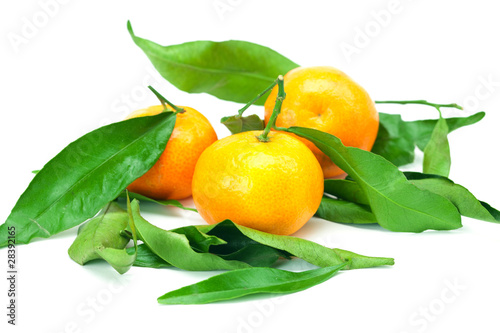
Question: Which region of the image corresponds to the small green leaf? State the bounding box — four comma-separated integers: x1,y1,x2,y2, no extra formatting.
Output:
315,196,377,225
1,112,176,248
220,114,265,134
128,21,299,105
286,126,462,232
157,263,347,305
68,200,137,275
423,115,451,177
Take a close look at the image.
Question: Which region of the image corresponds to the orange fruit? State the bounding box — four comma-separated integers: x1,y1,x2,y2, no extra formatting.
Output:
126,105,217,200
264,66,379,178
192,130,324,235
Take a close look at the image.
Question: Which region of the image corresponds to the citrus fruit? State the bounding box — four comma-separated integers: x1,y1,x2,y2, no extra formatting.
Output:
126,105,217,200
192,130,324,235
264,66,379,178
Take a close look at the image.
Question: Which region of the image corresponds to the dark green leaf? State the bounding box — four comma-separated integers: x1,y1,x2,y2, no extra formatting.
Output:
315,196,377,225
157,263,347,304
127,244,172,268
372,113,416,166
218,244,284,267
1,112,176,248
170,225,227,253
405,172,500,223
220,114,265,134
423,116,451,177
286,126,462,232
324,179,369,205
128,21,298,105
68,200,137,274
119,191,197,212
130,200,251,271
200,220,393,269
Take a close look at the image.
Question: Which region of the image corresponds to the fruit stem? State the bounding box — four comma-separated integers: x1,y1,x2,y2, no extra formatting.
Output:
375,100,463,110
236,79,280,117
148,86,186,114
258,75,285,142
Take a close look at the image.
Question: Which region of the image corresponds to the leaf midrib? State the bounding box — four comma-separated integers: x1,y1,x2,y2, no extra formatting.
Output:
136,36,286,84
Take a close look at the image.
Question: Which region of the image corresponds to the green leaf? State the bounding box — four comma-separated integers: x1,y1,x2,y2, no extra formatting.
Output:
324,179,369,205
405,172,500,223
372,113,416,166
409,111,485,151
315,196,377,225
119,191,197,212
0,112,176,248
220,114,265,135
127,244,172,269
217,244,284,267
286,126,462,232
423,115,451,176
201,220,393,269
127,21,298,105
170,225,227,253
373,112,485,166
68,200,137,274
130,200,251,271
157,263,347,305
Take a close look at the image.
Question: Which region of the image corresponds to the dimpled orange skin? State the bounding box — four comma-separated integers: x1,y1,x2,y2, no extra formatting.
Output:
192,131,324,236
126,105,217,200
264,66,379,178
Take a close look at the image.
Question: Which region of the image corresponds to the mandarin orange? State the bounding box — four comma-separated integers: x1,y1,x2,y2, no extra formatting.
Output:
192,130,323,235
126,105,217,200
264,66,379,178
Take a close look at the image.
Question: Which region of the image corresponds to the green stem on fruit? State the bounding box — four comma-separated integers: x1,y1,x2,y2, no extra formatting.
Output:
375,100,462,111
258,75,285,142
236,80,279,117
148,86,186,114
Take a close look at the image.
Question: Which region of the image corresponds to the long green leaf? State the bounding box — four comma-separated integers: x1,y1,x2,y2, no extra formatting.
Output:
324,172,500,224
128,21,298,105
157,263,347,305
200,220,394,269
405,172,500,223
0,112,176,247
287,127,462,232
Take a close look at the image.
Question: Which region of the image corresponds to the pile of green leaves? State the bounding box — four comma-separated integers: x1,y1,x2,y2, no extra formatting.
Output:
0,21,498,304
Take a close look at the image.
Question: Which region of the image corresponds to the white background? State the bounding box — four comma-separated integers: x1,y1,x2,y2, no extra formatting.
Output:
1,1,500,332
